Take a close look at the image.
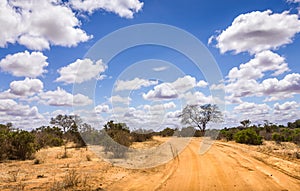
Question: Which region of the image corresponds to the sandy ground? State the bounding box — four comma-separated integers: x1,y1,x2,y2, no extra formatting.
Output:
0,137,300,191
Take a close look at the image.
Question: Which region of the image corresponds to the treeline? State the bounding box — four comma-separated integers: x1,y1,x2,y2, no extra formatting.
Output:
218,119,300,145
2,115,300,161
80,120,154,158
0,115,86,161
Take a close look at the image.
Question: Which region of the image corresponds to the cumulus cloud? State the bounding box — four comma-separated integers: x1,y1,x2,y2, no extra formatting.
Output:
39,87,92,106
196,80,208,87
225,72,300,101
0,99,40,117
143,75,198,100
115,78,158,91
274,101,299,111
56,59,107,84
9,78,43,96
109,95,132,104
143,102,176,113
272,101,300,122
70,0,144,19
228,51,289,81
182,91,212,105
95,104,110,113
234,102,271,116
261,73,300,101
211,10,300,54
0,0,91,50
0,51,48,78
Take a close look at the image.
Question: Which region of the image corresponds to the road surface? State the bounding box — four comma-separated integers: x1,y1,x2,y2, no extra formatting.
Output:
109,138,300,191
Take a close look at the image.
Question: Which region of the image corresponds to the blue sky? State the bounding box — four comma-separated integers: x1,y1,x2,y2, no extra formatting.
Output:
0,0,300,130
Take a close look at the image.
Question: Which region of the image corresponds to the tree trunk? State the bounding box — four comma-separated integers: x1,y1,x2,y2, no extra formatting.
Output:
201,123,206,136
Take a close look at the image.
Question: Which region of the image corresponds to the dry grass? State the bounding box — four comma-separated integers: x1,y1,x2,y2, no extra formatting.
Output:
1,138,299,191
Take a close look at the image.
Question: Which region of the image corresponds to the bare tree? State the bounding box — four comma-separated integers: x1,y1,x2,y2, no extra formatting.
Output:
180,104,223,134
240,119,251,128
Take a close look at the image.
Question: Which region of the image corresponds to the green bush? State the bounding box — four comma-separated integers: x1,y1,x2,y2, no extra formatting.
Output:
131,129,153,142
219,128,239,141
272,133,285,143
32,126,64,149
10,130,36,160
234,129,263,145
101,121,132,158
292,129,300,144
0,124,38,161
158,127,175,137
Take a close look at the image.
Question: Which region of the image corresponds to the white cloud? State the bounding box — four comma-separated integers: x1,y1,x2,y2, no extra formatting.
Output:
274,101,298,111
225,72,300,101
95,104,110,113
70,0,144,19
9,78,43,96
0,0,91,50
287,0,300,3
212,10,300,54
56,59,107,84
143,102,176,113
143,75,198,100
143,83,178,100
152,66,168,72
39,87,92,106
234,102,271,116
115,78,158,91
109,95,132,104
182,91,212,105
0,99,40,117
228,51,289,81
272,101,300,122
260,73,300,101
196,80,208,87
225,79,259,98
0,51,48,78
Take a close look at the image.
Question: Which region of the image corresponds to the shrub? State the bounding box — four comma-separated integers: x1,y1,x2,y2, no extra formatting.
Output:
292,129,300,145
234,128,263,145
158,127,175,137
0,124,37,161
131,130,153,142
32,126,63,149
101,121,132,158
272,133,284,143
10,130,36,160
219,128,238,141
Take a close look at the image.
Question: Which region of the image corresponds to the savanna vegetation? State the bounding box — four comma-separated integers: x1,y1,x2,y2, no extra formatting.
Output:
1,103,300,161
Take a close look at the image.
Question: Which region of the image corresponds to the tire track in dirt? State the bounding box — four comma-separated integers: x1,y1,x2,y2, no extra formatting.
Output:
108,138,300,191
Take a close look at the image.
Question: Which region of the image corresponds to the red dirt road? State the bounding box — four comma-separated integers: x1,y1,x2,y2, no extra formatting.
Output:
110,138,300,191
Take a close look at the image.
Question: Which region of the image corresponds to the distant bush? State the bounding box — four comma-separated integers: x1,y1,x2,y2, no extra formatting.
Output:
101,121,132,158
272,133,285,143
157,127,175,137
219,128,239,141
80,123,103,145
32,126,63,149
291,129,300,145
131,129,153,142
234,128,262,145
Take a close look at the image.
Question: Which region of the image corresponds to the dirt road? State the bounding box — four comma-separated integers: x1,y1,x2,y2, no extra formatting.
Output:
110,138,300,191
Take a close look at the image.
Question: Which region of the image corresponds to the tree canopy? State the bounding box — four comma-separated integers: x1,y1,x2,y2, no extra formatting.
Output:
180,104,223,133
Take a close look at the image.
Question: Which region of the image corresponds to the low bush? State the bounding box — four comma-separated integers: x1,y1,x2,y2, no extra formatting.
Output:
234,128,263,145
0,125,37,161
